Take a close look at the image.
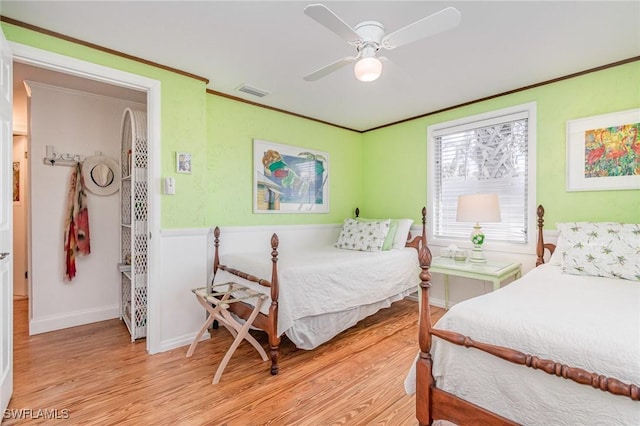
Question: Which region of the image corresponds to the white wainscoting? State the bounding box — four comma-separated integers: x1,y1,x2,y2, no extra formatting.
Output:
155,224,554,351
158,228,210,353
157,224,341,353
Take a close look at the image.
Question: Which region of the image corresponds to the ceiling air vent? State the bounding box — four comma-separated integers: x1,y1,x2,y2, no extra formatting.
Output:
236,84,269,98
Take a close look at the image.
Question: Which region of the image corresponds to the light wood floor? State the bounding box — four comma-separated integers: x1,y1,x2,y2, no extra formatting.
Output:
7,298,444,425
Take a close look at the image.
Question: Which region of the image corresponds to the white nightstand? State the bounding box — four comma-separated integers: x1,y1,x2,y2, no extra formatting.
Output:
430,256,522,309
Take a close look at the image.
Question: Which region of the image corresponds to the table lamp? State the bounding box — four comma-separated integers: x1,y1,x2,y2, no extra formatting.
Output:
456,193,501,263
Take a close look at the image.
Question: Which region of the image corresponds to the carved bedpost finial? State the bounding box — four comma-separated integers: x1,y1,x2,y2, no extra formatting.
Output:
213,226,221,274
270,233,280,301
537,205,545,225
536,205,545,266
355,207,360,218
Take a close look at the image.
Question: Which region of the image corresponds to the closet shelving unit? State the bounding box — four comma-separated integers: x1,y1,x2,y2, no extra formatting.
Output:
119,108,148,341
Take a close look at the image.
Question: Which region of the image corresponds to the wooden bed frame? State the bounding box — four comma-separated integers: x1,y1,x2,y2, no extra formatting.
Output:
415,204,640,425
212,207,428,375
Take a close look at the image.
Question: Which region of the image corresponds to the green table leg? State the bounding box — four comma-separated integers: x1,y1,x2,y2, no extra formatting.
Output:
444,274,450,309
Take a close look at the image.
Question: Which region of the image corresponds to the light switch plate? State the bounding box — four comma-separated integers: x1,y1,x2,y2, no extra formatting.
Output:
164,177,175,195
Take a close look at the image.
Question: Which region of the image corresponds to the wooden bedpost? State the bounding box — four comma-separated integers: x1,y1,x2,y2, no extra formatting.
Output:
355,207,360,218
269,233,281,375
536,205,550,267
213,226,221,275
536,205,557,266
536,205,545,266
416,206,434,426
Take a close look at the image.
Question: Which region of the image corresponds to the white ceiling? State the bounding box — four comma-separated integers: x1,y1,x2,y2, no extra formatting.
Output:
3,1,639,132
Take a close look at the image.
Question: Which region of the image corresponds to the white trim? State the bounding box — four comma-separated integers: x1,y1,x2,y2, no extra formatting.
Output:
10,42,163,354
427,101,538,256
160,228,211,237
10,43,156,92
218,223,342,233
159,331,211,354
159,223,342,238
29,304,119,335
23,79,146,107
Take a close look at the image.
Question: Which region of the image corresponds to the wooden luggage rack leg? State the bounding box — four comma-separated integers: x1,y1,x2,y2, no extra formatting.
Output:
187,283,269,384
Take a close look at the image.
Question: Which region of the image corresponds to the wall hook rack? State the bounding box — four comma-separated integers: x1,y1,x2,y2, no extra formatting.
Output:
43,144,85,167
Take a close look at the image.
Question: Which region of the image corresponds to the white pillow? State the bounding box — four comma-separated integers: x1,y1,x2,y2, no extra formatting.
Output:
548,228,568,266
392,218,414,249
562,243,639,281
335,218,391,252
552,222,616,265
555,222,640,281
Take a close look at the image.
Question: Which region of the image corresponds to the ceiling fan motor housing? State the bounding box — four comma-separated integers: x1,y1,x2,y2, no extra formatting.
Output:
354,21,385,45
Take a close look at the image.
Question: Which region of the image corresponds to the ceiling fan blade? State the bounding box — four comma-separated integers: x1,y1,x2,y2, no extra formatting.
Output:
382,6,461,50
304,4,361,44
303,56,356,82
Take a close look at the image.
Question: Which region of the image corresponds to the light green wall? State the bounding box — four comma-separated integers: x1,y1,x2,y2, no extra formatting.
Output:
6,23,638,229
206,95,362,226
362,61,640,227
4,23,362,228
2,23,209,229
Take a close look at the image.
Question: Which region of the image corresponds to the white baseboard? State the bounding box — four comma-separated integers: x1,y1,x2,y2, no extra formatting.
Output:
160,331,210,353
429,297,446,309
405,292,419,302
404,292,446,309
30,304,119,335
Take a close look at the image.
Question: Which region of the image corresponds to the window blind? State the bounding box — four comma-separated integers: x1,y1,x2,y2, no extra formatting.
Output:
433,112,529,245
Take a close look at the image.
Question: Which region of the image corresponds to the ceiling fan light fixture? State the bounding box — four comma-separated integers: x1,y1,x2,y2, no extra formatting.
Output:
354,56,382,82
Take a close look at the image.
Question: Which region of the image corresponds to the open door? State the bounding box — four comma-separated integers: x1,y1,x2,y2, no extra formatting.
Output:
0,27,14,412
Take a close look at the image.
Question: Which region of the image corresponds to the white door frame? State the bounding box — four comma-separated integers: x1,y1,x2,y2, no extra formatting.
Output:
0,28,14,415
9,42,162,354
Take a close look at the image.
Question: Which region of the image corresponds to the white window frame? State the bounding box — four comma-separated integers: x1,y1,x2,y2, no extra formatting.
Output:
427,102,537,255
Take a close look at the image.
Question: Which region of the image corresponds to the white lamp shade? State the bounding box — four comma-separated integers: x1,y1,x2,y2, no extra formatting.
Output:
456,193,501,223
354,57,382,82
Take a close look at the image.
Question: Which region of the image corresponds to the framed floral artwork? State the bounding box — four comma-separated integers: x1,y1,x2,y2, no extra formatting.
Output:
253,139,329,213
566,108,640,191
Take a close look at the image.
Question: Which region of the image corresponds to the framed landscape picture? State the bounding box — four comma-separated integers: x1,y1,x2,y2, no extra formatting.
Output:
253,139,329,213
566,108,640,191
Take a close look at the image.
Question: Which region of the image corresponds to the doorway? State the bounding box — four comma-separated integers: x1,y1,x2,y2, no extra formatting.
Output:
10,43,161,353
11,134,27,299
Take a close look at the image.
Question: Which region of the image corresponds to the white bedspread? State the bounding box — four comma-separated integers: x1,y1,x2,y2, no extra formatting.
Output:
213,246,420,349
405,264,640,425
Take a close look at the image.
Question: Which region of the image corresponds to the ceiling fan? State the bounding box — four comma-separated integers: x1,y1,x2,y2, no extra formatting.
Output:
303,4,461,82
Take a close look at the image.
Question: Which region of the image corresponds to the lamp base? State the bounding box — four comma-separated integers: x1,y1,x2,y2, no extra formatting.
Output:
469,223,487,263
468,247,487,263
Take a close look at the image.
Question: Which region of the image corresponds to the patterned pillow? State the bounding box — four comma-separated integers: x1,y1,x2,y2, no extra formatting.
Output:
557,222,640,281
356,217,398,250
335,218,391,252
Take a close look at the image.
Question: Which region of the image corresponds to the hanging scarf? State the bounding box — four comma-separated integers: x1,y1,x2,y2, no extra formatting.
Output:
64,163,91,281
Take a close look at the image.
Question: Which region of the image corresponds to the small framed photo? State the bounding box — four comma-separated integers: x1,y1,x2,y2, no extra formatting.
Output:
176,152,192,174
